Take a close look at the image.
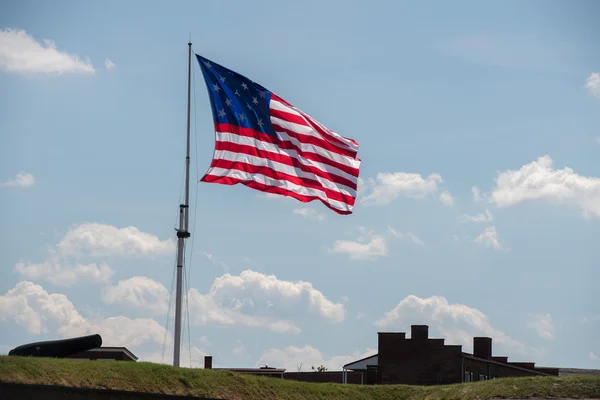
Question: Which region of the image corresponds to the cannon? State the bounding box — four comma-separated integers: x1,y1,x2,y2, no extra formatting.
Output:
8,334,102,358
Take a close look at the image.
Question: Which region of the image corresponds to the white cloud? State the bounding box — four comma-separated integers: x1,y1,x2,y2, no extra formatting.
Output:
102,276,169,314
527,313,554,340
327,227,388,260
376,294,533,357
102,269,344,333
257,345,376,371
472,186,483,202
57,222,175,258
0,281,88,337
590,352,599,361
14,222,173,286
458,209,493,223
439,191,454,206
586,72,600,99
0,172,35,188
15,260,114,287
360,172,443,205
490,155,600,218
293,208,325,221
388,226,425,246
475,226,506,250
0,280,209,365
0,28,94,75
105,58,116,70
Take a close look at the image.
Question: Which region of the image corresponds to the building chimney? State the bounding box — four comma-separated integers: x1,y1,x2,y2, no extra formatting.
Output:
204,355,213,369
473,337,492,359
411,325,428,341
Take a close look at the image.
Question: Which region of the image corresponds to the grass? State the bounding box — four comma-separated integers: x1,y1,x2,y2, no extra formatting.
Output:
1,356,599,400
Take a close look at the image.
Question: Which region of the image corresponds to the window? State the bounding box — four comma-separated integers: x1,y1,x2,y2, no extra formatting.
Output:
464,371,473,382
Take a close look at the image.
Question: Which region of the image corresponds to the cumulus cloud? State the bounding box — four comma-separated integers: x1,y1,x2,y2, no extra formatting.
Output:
586,73,600,99
102,276,169,314
360,171,443,205
102,269,345,333
327,227,388,260
14,222,174,286
57,222,175,257
439,191,454,206
458,209,493,223
490,155,600,218
15,260,113,286
293,208,325,221
0,28,94,74
0,172,35,188
257,345,376,371
475,226,506,251
590,352,599,361
0,280,208,365
527,313,554,340
376,294,534,357
328,226,424,261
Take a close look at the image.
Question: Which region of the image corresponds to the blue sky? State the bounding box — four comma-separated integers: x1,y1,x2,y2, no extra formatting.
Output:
1,0,599,371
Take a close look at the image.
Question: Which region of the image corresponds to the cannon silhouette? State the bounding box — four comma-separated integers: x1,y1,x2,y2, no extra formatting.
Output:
8,334,102,358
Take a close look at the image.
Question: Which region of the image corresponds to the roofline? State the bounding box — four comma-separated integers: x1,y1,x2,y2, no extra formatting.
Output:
343,353,378,369
86,347,138,360
462,353,550,376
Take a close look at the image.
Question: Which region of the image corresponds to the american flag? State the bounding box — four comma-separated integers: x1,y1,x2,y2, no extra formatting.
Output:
196,54,361,215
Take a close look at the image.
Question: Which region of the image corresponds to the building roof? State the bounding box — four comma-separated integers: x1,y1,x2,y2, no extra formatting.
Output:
72,347,138,361
343,354,378,370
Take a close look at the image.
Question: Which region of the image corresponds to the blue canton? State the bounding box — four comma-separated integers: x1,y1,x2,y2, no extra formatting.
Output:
196,54,276,137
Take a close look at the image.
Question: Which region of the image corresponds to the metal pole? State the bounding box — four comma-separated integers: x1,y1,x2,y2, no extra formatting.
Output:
174,41,193,367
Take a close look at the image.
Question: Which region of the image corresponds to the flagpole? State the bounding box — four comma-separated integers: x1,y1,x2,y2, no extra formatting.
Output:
174,40,192,367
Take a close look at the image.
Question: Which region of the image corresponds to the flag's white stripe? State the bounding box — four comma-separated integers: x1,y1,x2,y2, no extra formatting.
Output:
216,132,359,185
204,167,352,212
269,99,359,152
212,150,357,198
269,118,360,170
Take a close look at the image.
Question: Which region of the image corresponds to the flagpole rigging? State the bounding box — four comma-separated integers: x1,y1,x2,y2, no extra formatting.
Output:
174,41,192,367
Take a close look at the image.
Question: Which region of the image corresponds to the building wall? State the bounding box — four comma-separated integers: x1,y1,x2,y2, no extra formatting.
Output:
377,330,464,385
377,326,548,385
462,357,546,381
283,371,363,384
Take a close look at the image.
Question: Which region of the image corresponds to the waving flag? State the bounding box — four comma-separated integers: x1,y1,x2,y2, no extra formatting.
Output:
196,54,361,215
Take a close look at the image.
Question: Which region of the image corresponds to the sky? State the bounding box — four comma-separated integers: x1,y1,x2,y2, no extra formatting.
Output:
1,0,600,372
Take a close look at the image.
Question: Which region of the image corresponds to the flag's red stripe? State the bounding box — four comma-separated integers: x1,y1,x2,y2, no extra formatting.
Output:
213,140,358,191
214,123,359,178
270,122,357,158
209,159,356,206
200,174,353,215
270,93,356,153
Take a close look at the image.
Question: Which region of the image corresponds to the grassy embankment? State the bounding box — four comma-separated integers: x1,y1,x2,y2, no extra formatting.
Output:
1,355,599,400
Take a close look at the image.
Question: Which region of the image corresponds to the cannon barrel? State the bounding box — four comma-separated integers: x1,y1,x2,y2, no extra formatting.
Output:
8,334,102,358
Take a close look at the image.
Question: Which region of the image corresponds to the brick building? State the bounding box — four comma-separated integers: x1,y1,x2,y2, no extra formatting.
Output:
341,325,552,385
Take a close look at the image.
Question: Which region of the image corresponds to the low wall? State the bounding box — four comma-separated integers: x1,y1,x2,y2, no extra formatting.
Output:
0,383,225,400
283,371,364,384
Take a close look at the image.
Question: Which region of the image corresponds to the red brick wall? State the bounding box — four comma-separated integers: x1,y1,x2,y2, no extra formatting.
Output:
378,333,463,385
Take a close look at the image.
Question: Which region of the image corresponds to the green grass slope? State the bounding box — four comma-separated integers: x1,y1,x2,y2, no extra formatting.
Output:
1,356,599,400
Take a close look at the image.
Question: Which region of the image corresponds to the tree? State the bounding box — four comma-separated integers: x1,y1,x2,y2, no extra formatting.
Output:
311,364,328,372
